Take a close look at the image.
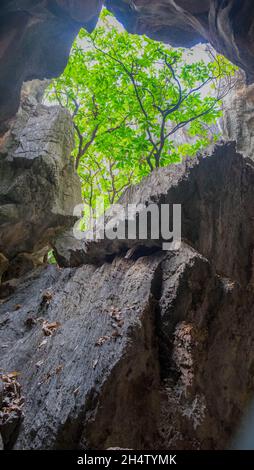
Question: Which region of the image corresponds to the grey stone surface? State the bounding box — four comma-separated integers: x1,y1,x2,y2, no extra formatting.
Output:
0,1,103,132
1,1,254,131
223,73,254,159
0,255,163,449
1,145,254,450
0,92,82,264
106,1,254,83
1,242,254,450
58,142,254,288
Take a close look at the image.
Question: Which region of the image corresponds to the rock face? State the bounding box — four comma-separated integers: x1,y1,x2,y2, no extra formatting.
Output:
1,0,254,453
0,0,103,133
1,1,254,131
0,256,162,449
106,1,254,83
223,73,254,159
0,81,81,281
1,143,254,449
57,142,254,288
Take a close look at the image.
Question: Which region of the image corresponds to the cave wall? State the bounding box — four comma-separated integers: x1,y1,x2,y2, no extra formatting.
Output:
0,0,103,133
1,145,254,449
106,0,254,83
1,1,254,132
222,72,254,158
0,79,81,285
1,0,254,452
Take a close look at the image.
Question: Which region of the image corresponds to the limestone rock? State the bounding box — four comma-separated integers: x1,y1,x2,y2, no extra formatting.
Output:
1,143,254,449
0,91,82,267
0,243,254,449
222,72,254,158
0,255,163,449
59,142,254,288
0,0,103,132
1,1,254,130
106,1,254,83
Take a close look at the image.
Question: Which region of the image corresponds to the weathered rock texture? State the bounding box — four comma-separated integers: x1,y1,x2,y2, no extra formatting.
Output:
57,142,254,288
223,72,254,159
0,0,103,133
0,256,162,449
1,144,254,450
1,0,254,453
106,1,254,84
1,1,254,131
0,81,81,280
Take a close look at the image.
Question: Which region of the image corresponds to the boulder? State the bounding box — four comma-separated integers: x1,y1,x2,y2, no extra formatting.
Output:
0,254,163,449
0,83,81,273
56,142,254,288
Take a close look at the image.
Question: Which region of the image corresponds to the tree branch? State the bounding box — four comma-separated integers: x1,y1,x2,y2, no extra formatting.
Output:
75,123,100,170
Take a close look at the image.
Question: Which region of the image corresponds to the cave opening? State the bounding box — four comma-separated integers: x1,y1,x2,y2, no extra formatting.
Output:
41,7,237,249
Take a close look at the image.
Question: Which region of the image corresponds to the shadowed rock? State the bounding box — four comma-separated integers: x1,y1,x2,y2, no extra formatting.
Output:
1,143,254,449
55,142,254,287
0,255,163,449
0,0,103,133
1,1,254,131
0,84,81,278
105,0,254,84
223,72,254,158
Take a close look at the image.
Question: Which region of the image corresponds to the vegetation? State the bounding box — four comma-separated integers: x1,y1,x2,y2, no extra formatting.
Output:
46,9,236,212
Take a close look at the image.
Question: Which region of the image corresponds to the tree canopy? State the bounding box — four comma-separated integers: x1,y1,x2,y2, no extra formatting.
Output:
46,8,236,211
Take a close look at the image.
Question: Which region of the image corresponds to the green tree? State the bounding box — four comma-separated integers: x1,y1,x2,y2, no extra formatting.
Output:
46,9,236,210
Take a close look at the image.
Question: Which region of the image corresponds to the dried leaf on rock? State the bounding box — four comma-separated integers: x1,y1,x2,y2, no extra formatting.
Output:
42,320,60,336
95,335,110,346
